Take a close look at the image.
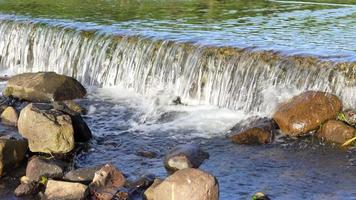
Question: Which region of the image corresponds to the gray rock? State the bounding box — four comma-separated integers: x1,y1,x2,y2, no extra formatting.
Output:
14,182,39,197
63,166,102,184
26,156,68,181
164,143,209,173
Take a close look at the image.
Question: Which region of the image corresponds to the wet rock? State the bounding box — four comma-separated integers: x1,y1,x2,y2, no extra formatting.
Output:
164,143,209,173
63,165,102,184
90,164,126,200
26,156,68,181
55,100,87,115
252,192,271,200
317,120,356,144
273,91,342,136
136,149,157,159
1,106,18,126
125,174,155,196
229,117,277,145
144,178,162,200
0,139,28,176
44,180,89,200
3,72,86,102
154,168,219,200
14,182,39,197
18,103,75,154
71,114,92,142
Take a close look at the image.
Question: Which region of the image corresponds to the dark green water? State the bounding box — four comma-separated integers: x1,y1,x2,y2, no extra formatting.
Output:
0,0,355,61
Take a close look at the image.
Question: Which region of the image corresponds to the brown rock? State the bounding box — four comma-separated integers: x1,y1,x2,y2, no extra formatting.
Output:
164,143,209,174
317,120,356,144
1,106,18,126
44,180,89,200
154,168,219,200
144,178,163,200
26,156,68,181
63,166,102,184
18,103,75,154
14,182,39,197
90,164,126,200
273,91,342,136
229,118,277,145
339,110,356,128
0,139,28,176
3,72,86,102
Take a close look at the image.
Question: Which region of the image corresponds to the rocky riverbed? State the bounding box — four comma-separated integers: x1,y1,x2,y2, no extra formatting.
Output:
0,72,355,200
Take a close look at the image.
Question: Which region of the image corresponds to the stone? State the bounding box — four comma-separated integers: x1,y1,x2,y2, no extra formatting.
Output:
154,168,219,200
18,103,75,154
14,182,39,197
57,100,87,115
317,120,356,144
144,178,163,200
164,143,209,173
26,156,68,181
90,164,126,200
44,180,89,200
136,149,157,159
229,117,277,145
125,174,155,196
1,106,18,126
0,139,28,176
63,165,102,184
3,72,86,102
273,91,342,136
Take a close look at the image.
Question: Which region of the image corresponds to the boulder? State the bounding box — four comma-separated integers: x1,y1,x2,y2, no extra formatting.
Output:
18,103,75,154
317,120,356,144
164,143,209,173
26,156,68,181
14,182,39,197
55,100,87,115
89,164,126,200
63,166,102,184
154,168,219,200
229,118,277,145
273,91,342,136
0,139,28,176
125,174,155,196
144,178,162,200
1,106,18,126
252,192,271,200
3,72,86,102
44,180,89,200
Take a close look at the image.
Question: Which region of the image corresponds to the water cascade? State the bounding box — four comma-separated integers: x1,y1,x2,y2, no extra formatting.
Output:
0,20,355,112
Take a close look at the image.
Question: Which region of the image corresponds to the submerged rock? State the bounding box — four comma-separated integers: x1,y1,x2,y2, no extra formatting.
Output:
0,106,18,126
0,139,28,176
26,156,68,182
230,117,277,145
18,103,75,154
89,164,126,200
63,165,102,184
317,120,356,144
3,72,86,102
252,192,271,200
273,91,342,136
164,143,209,173
154,168,219,200
44,180,89,200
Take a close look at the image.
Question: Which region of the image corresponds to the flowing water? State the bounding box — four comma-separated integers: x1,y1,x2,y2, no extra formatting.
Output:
0,0,355,199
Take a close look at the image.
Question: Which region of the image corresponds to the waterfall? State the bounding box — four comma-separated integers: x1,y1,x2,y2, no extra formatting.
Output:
0,19,355,112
